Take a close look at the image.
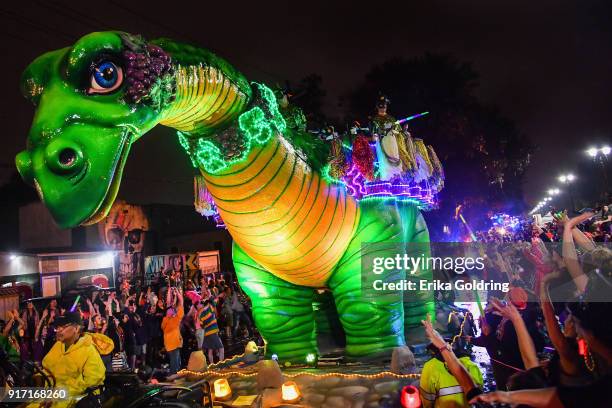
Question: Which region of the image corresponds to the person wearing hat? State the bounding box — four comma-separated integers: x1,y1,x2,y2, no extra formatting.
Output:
276,88,307,132
370,95,395,139
39,311,106,406
369,95,406,181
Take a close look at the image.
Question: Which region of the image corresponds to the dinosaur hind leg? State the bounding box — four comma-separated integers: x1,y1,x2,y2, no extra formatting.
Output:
398,202,435,332
328,200,408,358
232,242,318,362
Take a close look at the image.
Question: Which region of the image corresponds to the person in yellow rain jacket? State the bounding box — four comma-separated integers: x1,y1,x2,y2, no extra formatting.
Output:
419,342,484,408
32,311,106,408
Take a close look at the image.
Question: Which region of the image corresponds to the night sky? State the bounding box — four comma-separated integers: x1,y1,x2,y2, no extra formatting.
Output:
1,1,611,210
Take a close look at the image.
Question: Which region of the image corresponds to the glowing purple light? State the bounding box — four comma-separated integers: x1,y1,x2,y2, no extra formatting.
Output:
342,164,367,199
364,181,436,201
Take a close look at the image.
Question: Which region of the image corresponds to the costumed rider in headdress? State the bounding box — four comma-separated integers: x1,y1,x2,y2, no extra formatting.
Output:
370,95,416,181
326,125,348,179
276,86,307,132
350,121,375,181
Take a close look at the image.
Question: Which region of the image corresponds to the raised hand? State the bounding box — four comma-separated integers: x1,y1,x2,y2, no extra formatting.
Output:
552,210,569,225
566,212,594,229
479,315,491,336
421,314,446,349
490,297,521,322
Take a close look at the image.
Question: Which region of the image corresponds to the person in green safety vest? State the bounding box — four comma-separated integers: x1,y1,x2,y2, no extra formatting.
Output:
419,340,484,407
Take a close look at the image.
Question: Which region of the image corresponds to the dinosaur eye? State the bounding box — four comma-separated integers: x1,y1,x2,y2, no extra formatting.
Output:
88,61,123,94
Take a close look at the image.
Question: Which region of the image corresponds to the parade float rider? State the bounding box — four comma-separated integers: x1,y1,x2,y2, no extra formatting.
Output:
33,311,106,407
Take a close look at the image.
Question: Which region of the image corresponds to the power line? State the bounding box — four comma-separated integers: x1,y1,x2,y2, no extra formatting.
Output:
108,0,193,42
0,8,75,41
105,0,285,84
33,0,109,31
4,5,298,112
5,3,286,86
0,27,32,44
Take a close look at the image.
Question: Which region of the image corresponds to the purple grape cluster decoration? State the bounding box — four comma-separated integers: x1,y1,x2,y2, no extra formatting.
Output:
123,42,175,109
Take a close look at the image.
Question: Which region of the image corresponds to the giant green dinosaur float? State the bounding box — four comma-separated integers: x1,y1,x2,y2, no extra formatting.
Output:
16,32,435,362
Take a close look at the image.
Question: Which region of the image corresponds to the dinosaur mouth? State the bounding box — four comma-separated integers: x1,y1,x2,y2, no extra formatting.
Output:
80,130,132,226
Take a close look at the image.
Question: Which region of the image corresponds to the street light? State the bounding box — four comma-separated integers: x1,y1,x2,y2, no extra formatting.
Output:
587,145,612,199
586,146,611,157
586,145,610,199
548,188,560,196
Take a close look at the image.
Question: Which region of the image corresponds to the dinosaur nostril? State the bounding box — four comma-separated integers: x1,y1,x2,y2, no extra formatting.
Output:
59,148,77,167
45,140,85,175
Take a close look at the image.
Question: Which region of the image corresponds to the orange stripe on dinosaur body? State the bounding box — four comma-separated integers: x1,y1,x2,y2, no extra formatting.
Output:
225,169,315,234
202,138,360,287
208,143,295,208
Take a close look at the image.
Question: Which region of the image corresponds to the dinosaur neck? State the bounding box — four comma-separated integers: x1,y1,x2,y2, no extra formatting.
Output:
202,137,360,287
150,37,253,134
152,40,361,286
159,64,250,134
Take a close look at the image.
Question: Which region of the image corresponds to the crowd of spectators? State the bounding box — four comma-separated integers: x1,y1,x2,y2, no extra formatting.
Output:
1,204,611,408
0,273,258,376
423,205,612,407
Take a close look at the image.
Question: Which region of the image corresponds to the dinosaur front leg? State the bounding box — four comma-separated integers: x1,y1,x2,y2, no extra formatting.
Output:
232,243,318,362
328,201,408,358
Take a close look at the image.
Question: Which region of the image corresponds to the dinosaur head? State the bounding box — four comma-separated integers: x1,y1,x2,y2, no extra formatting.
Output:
16,32,175,228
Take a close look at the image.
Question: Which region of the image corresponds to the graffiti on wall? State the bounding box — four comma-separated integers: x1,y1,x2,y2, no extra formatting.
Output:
144,253,198,285
98,200,149,287
144,251,220,286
